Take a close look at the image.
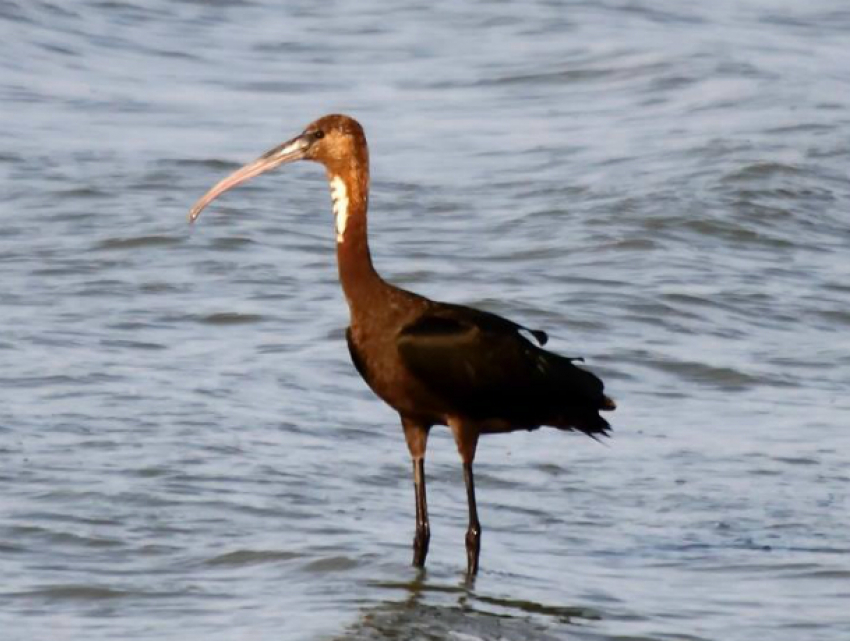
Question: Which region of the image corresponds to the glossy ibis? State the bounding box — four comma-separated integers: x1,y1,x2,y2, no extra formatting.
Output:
189,114,615,576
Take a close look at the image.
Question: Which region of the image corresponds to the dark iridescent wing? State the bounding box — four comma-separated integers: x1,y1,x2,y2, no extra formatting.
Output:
397,310,610,431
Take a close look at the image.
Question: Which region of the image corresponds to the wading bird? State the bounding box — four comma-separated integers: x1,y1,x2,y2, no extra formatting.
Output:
189,114,615,576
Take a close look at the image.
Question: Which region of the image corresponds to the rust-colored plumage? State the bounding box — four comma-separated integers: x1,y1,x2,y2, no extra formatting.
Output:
189,114,615,577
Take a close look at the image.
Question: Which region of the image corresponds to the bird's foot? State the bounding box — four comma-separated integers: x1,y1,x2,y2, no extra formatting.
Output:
412,525,430,567
465,524,481,577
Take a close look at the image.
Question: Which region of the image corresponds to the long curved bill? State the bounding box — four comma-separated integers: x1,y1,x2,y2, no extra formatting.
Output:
189,134,312,223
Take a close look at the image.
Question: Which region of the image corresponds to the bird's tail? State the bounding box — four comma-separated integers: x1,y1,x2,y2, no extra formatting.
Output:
550,357,615,439
601,395,617,411
565,410,612,440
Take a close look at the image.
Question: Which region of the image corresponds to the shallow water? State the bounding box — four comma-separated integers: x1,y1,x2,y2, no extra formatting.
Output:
2,1,849,639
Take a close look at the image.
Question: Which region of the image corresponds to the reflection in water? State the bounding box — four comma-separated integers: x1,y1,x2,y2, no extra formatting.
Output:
3,0,849,639
339,573,602,641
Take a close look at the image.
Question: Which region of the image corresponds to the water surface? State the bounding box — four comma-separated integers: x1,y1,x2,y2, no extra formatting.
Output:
2,1,849,640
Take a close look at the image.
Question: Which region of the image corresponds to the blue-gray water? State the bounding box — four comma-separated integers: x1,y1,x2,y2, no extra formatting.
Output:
2,1,849,640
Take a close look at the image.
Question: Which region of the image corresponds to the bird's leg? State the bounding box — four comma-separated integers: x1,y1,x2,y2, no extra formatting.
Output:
402,417,430,568
448,418,482,577
412,457,430,567
463,461,481,577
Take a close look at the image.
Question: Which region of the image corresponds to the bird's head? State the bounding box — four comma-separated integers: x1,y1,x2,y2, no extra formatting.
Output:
189,114,367,222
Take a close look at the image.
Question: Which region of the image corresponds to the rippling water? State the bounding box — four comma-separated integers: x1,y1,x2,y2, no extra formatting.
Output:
2,1,849,640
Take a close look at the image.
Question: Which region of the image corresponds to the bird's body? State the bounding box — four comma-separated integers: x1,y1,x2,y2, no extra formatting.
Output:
189,114,615,576
347,291,612,436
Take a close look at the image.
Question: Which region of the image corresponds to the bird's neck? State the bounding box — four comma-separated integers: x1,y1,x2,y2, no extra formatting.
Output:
327,165,386,314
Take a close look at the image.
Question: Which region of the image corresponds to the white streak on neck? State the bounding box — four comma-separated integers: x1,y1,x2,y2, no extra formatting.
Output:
330,175,349,243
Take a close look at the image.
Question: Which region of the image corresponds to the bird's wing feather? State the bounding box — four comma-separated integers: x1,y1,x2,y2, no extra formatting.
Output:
438,302,550,346
397,309,608,427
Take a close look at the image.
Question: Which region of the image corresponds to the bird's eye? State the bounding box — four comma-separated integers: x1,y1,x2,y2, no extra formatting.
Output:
314,130,324,139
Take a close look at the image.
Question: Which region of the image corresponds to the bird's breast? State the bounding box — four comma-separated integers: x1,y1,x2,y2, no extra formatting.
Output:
348,324,448,424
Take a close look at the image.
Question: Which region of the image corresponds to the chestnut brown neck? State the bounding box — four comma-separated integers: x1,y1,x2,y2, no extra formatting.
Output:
326,160,386,314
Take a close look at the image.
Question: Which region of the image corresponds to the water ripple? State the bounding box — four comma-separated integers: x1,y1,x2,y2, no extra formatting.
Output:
3,1,849,640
